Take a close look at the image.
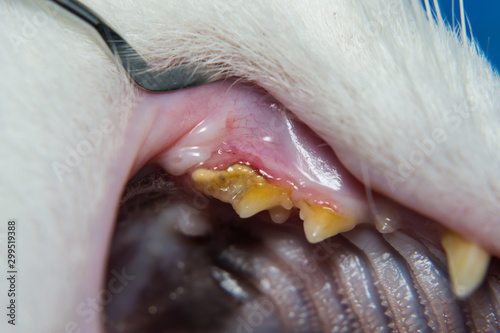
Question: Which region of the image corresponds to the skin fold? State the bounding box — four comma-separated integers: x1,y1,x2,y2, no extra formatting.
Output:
0,0,498,332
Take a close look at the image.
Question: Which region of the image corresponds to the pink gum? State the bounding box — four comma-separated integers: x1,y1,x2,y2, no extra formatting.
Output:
133,80,369,222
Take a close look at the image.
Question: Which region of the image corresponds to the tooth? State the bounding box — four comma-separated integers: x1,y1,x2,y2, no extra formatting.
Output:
233,184,292,218
373,209,400,234
191,164,293,220
191,164,252,203
298,201,356,243
441,231,491,298
268,206,292,224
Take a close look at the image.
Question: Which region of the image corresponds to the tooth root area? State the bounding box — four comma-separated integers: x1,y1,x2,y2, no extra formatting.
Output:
192,164,293,219
441,231,491,299
298,201,356,243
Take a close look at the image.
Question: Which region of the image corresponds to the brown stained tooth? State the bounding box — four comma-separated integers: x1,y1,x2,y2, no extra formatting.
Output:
441,230,491,299
191,165,250,203
191,164,292,221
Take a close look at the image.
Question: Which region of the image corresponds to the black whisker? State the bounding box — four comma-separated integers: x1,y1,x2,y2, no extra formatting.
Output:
50,0,224,92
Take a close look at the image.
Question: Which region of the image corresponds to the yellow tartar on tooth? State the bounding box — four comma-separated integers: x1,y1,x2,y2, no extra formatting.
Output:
192,163,356,243
191,164,292,219
441,230,491,299
234,183,293,218
297,200,357,243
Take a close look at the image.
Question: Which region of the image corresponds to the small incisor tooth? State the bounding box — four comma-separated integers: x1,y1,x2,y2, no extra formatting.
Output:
441,231,491,298
298,201,356,243
268,206,292,224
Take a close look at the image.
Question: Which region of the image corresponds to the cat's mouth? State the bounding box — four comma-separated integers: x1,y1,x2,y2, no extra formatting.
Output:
100,80,499,332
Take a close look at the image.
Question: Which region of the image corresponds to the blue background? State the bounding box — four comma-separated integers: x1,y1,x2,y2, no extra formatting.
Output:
438,0,500,72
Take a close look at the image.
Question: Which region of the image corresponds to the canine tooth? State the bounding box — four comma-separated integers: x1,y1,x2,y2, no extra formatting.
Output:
298,201,356,243
441,231,491,298
191,164,292,220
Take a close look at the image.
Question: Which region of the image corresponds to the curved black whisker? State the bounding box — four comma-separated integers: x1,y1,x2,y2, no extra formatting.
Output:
50,0,223,92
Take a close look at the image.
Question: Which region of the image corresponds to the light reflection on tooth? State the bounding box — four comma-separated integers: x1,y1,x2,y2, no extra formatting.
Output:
298,201,356,243
441,231,491,299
